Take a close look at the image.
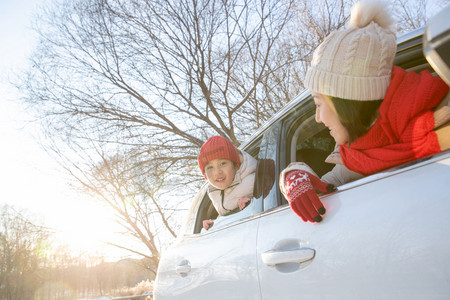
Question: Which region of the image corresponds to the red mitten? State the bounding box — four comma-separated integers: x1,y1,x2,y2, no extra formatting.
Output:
284,170,335,222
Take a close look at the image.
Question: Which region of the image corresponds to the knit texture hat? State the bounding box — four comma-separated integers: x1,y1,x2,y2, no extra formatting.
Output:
305,0,396,101
198,136,241,177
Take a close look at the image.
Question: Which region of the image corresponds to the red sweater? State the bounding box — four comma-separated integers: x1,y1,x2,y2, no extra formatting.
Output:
340,66,449,175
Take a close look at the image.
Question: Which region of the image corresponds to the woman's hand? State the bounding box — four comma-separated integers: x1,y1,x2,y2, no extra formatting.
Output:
283,170,335,222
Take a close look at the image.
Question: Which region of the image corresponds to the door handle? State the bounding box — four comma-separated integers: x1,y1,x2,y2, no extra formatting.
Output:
262,248,315,266
176,260,191,275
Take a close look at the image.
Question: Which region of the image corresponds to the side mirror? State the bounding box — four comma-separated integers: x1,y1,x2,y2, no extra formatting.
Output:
423,5,450,86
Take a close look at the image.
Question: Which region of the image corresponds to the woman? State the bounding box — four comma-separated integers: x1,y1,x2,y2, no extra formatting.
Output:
280,0,450,223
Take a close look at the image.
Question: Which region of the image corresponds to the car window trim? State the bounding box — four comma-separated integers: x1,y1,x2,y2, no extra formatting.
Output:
333,150,450,193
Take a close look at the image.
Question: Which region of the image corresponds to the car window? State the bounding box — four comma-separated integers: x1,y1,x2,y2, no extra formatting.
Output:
268,29,447,212
261,97,338,212
254,121,281,211
183,137,264,235
292,115,335,178
281,99,335,176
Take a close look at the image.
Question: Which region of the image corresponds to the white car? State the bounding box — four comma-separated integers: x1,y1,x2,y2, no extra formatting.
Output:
154,7,450,300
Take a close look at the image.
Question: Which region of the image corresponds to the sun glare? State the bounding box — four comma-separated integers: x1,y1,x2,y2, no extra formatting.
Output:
52,199,130,261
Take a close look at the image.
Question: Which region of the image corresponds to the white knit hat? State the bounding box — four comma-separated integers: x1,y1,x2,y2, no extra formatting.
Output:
305,0,396,101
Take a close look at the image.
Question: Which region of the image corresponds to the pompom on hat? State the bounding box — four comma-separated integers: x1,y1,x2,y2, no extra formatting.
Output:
304,0,397,101
198,136,241,177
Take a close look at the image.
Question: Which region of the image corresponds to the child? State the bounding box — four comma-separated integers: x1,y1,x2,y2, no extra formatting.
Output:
198,136,257,230
280,0,450,223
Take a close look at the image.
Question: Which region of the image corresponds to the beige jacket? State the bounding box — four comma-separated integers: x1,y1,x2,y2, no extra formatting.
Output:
207,151,257,216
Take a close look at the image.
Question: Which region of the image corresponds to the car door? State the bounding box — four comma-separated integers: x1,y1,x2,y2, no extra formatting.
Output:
154,139,265,300
257,155,450,299
155,208,261,299
255,100,450,299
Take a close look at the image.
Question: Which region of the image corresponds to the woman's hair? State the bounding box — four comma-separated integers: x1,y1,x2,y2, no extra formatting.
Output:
332,97,383,144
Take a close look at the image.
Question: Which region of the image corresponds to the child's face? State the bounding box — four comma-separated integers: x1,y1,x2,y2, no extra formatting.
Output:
313,92,349,145
204,158,237,190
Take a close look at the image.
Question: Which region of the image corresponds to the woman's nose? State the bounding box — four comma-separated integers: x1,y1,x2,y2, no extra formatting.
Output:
315,109,321,123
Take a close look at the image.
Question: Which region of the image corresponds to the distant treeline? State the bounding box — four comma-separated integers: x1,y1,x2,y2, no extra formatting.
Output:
0,205,155,300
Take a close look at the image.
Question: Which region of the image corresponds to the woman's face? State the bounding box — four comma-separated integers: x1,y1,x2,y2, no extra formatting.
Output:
204,158,237,190
313,92,349,145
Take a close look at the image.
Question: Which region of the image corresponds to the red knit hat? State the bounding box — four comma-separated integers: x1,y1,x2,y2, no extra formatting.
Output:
198,136,240,177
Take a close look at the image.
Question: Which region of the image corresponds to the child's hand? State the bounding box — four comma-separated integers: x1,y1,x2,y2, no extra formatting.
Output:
203,219,214,230
238,197,251,210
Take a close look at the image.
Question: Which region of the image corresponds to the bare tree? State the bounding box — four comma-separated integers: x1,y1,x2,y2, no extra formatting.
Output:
70,147,177,268
272,0,352,99
24,0,295,154
19,0,298,260
392,0,449,33
0,205,50,300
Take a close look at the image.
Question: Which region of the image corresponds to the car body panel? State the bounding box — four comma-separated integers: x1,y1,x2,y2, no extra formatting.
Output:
155,208,261,300
257,154,450,299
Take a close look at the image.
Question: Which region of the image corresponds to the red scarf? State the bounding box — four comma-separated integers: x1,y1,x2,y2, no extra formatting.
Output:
340,66,449,175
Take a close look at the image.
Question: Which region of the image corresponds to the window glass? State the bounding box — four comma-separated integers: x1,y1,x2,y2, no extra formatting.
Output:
257,121,281,211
